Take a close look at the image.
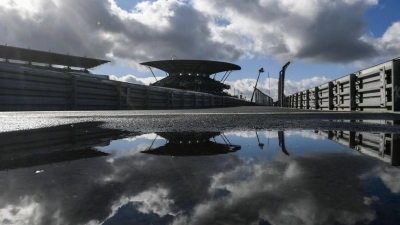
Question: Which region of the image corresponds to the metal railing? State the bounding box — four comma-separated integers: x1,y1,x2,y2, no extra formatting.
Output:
0,62,255,111
253,88,273,106
286,57,400,112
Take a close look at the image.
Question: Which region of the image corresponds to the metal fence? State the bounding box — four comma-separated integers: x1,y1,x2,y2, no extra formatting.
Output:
253,88,273,106
0,62,255,111
286,57,400,112
315,121,400,166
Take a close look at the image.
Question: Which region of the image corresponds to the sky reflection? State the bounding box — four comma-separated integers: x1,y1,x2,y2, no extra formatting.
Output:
0,124,399,225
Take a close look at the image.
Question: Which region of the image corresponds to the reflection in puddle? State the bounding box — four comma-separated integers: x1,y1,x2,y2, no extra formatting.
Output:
0,122,134,171
316,131,400,166
0,122,399,225
142,132,241,156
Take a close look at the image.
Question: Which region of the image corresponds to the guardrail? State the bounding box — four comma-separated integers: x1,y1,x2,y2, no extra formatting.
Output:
0,62,255,111
286,57,400,112
253,88,273,106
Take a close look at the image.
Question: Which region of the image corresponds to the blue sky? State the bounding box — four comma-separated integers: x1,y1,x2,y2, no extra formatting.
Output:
1,0,399,99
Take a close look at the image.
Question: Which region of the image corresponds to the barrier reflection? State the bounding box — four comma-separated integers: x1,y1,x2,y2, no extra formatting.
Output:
315,120,400,166
0,122,135,171
141,132,241,156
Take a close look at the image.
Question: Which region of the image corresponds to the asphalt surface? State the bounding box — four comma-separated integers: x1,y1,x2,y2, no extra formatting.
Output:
2,106,400,133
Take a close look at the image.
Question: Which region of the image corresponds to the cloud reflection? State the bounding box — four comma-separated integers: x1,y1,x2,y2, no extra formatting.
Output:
0,129,399,224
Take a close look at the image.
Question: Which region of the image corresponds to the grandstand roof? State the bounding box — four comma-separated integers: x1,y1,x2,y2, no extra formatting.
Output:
140,60,241,75
0,45,109,69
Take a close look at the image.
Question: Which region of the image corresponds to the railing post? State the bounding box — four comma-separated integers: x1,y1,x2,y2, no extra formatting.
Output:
145,87,150,110
116,83,122,110
166,91,172,109
392,60,400,112
71,76,77,110
181,93,185,109
126,87,131,107
315,87,319,109
328,82,334,110
349,74,356,111
305,90,310,109
193,94,197,108
299,92,303,109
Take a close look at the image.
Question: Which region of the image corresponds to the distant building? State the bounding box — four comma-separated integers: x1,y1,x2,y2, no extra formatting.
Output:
141,60,241,95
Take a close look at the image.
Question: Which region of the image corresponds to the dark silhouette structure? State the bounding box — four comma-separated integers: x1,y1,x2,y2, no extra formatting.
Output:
0,122,135,171
278,62,290,107
141,132,241,156
141,60,241,95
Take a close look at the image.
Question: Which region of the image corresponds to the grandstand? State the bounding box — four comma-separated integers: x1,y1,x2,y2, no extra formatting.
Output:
0,44,109,73
141,60,241,95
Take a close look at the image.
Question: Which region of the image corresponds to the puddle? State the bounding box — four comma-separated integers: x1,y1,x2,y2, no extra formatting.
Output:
0,122,399,224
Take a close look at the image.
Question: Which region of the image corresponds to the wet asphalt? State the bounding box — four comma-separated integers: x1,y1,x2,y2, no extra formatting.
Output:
1,106,400,133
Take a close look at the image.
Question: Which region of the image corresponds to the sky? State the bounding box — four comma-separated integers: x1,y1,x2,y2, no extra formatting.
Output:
0,0,399,100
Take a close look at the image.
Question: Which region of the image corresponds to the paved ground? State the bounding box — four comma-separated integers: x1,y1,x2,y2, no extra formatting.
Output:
1,106,400,133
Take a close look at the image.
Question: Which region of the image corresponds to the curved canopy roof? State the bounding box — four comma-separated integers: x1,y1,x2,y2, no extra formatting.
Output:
140,60,241,75
0,45,109,69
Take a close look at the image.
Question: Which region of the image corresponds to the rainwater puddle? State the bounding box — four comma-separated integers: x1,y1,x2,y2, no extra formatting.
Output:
0,122,399,225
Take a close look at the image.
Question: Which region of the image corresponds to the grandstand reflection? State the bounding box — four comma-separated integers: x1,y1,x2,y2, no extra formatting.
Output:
141,132,241,156
0,122,135,171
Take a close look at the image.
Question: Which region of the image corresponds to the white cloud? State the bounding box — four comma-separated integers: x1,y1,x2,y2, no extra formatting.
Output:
104,188,178,223
173,157,377,225
226,76,330,100
109,74,164,85
361,166,400,194
376,22,400,58
0,196,44,225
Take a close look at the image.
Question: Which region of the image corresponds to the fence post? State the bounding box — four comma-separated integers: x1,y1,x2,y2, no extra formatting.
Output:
193,94,197,108
392,60,400,112
126,87,131,108
145,87,150,110
71,76,77,110
299,92,303,109
349,74,356,111
328,82,334,110
315,87,319,109
305,90,310,109
166,91,171,109
181,93,185,109
116,83,122,110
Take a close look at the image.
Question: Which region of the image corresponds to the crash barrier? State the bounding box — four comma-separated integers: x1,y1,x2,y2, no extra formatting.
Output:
253,88,273,106
0,62,255,111
315,121,400,166
286,57,400,112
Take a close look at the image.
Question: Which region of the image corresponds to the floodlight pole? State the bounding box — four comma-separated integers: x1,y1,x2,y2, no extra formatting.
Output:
251,68,264,103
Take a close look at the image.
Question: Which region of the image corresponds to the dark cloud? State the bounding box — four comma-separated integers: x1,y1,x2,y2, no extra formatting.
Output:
0,0,244,67
1,0,398,67
192,0,394,64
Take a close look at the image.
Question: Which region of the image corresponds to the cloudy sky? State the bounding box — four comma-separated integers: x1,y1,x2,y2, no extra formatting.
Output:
1,0,399,99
